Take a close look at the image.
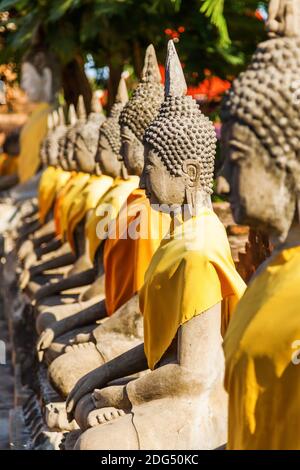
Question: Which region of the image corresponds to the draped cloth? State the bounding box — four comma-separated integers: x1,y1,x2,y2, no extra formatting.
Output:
140,208,246,370
223,246,300,450
85,176,139,262
18,102,51,183
38,166,71,224
0,153,19,176
103,188,170,316
66,175,113,252
54,172,90,239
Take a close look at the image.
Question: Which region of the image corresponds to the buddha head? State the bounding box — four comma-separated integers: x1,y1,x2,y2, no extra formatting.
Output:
65,95,87,171
73,93,106,174
119,44,164,176
141,40,217,213
95,78,128,178
221,35,300,241
21,28,60,104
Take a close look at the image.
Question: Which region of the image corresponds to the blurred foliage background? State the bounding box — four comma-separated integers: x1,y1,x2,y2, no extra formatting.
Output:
0,0,268,110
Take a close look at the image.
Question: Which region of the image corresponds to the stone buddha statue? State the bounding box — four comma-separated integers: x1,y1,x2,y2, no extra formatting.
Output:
32,80,128,310
18,41,60,181
63,41,245,450
33,78,133,344
30,96,103,261
72,94,106,175
220,4,300,450
119,44,164,176
17,105,78,270
17,107,73,269
0,40,60,194
41,45,166,401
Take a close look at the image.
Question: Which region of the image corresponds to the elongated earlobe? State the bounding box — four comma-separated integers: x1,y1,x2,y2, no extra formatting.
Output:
185,186,197,215
121,162,128,180
182,160,201,215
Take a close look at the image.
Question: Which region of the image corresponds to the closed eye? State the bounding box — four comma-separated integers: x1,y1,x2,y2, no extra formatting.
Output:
229,140,248,161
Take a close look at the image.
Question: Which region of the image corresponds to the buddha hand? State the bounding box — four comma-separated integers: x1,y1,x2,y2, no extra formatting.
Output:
93,386,131,411
66,365,110,420
36,327,55,361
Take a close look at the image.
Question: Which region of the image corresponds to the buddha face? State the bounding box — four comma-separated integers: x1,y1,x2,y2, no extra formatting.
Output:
21,62,52,103
141,145,186,208
120,125,144,176
96,134,121,178
221,120,296,240
73,131,96,174
48,126,66,166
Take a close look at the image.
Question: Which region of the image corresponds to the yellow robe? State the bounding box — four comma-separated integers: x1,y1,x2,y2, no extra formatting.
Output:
103,188,170,316
18,102,51,183
223,246,300,450
38,167,71,224
140,208,246,370
0,153,19,176
66,175,113,252
54,172,91,240
85,176,139,263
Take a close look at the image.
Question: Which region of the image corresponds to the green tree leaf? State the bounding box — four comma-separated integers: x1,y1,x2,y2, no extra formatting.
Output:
200,0,230,47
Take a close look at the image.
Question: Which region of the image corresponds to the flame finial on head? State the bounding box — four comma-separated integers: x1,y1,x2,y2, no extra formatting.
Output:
68,104,77,125
165,40,187,98
77,95,87,121
47,113,54,131
115,77,129,106
58,106,65,126
52,110,59,128
141,44,161,83
119,44,164,142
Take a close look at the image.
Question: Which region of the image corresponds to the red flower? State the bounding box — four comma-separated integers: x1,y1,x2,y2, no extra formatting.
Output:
158,64,165,84
187,75,231,101
178,26,185,33
164,28,173,36
255,10,263,21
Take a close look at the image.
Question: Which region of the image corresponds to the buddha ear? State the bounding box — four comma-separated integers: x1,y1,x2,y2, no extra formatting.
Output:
182,159,201,188
121,162,129,180
182,159,201,215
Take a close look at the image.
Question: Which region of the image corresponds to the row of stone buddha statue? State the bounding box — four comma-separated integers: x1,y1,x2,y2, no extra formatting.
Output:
3,0,300,449
10,41,244,449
